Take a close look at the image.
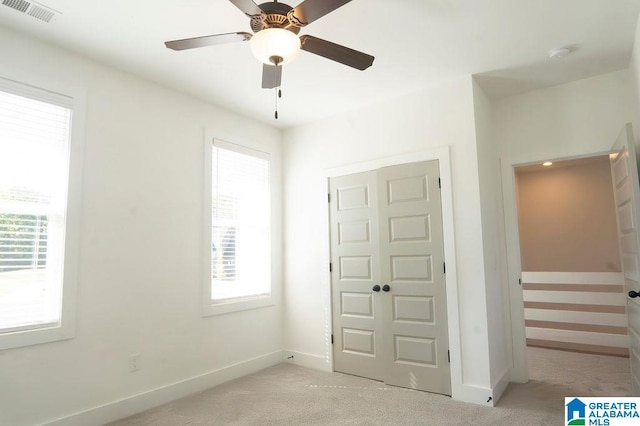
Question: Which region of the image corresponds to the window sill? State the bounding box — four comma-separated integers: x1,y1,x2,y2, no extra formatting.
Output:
203,294,274,316
0,322,74,350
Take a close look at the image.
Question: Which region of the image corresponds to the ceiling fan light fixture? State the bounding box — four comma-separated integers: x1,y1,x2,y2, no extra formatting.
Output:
250,28,301,66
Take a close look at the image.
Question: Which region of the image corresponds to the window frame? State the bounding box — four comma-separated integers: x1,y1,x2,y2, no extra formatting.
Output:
202,137,275,316
0,72,85,350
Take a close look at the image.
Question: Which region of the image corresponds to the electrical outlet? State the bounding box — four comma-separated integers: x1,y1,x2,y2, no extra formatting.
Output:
128,354,141,372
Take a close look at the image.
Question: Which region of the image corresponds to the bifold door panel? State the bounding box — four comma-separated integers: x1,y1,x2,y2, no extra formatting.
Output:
330,160,451,395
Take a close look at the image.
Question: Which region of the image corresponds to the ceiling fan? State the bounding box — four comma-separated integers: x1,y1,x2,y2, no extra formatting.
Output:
164,0,375,91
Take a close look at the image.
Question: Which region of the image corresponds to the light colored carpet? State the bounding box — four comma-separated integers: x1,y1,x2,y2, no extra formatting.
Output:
109,347,631,425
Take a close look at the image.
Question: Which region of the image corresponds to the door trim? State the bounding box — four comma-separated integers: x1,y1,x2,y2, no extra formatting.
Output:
500,150,610,383
324,146,463,400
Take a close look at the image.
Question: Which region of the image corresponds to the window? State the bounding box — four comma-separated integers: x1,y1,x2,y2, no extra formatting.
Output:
204,139,272,315
0,76,84,349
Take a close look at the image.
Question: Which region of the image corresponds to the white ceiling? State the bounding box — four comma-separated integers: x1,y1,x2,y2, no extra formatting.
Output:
1,0,639,128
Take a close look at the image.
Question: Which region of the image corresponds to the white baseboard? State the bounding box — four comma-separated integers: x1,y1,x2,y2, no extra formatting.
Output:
491,369,510,405
42,350,285,426
452,383,496,407
283,349,331,372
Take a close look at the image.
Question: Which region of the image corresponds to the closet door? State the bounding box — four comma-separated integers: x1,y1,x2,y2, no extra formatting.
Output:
329,160,450,395
330,171,385,380
377,161,450,395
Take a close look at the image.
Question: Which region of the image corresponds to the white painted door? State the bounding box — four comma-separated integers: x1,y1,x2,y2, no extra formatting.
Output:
610,123,640,395
330,160,450,395
330,170,385,380
377,161,450,394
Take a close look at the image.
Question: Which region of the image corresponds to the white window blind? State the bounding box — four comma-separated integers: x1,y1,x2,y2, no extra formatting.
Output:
211,142,270,301
0,82,71,333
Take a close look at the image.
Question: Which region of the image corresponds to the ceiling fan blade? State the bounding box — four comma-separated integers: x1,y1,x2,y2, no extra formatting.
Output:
300,35,374,70
165,32,252,51
262,64,282,89
229,0,263,16
291,0,352,25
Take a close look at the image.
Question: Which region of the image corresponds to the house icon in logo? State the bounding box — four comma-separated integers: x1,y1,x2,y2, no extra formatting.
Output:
566,398,586,422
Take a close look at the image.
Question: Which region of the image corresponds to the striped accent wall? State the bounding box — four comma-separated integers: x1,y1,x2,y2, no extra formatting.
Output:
522,271,629,357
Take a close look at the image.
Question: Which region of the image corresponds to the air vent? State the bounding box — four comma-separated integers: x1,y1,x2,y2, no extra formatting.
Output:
27,3,54,21
1,0,58,23
2,0,30,13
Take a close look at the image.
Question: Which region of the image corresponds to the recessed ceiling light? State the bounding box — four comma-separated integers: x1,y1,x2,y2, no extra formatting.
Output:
548,47,571,59
542,161,553,167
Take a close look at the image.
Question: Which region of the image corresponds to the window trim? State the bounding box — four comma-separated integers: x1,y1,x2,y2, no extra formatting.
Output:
0,71,85,350
202,136,274,316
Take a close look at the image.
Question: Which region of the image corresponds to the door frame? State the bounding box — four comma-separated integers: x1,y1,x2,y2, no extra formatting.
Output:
324,146,463,399
501,149,611,382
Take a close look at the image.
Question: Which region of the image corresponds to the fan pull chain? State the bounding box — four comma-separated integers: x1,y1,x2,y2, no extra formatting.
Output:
274,87,282,119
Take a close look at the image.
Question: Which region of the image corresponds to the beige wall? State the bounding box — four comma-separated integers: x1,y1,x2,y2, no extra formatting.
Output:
515,156,621,272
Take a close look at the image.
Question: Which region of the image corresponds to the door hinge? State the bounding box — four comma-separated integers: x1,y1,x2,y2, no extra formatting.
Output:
438,177,441,189
328,193,331,203
518,278,522,286
443,262,446,274
329,263,333,273
447,350,450,363
331,334,334,344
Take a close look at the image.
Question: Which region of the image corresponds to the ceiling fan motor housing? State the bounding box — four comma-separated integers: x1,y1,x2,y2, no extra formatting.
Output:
251,2,302,34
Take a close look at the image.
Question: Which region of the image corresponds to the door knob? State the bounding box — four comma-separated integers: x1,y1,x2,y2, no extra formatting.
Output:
382,284,391,292
629,290,640,298
372,285,381,292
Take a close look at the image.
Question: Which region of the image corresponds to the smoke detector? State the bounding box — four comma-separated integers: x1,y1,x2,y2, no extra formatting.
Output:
1,0,59,23
548,47,572,59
